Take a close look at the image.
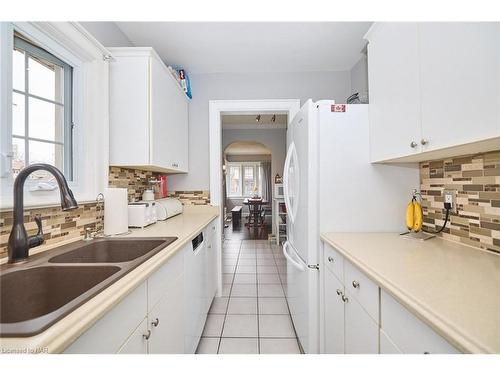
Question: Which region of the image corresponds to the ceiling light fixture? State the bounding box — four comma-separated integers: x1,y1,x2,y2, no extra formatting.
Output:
271,115,276,123
255,115,261,122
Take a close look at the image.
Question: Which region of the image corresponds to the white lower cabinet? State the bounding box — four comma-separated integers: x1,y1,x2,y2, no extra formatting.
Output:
380,291,459,354
65,220,219,354
64,282,148,354
321,241,460,354
118,318,149,354
344,292,379,354
148,274,185,354
380,329,402,354
323,269,345,354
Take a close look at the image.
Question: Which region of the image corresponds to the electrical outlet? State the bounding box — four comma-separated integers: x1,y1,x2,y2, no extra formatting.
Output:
444,190,456,212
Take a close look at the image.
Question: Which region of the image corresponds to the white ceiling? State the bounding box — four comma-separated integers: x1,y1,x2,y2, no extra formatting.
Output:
224,141,271,156
222,114,288,130
115,22,371,74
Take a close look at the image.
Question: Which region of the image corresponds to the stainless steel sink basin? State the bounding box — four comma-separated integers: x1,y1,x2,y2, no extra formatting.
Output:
48,238,175,263
0,237,177,337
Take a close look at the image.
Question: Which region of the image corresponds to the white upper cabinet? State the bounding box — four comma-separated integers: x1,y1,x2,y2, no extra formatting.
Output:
419,23,500,152
109,47,189,173
366,22,500,163
367,22,422,161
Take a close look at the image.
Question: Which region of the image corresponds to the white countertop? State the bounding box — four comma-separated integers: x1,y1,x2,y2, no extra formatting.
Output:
0,205,219,353
321,232,500,354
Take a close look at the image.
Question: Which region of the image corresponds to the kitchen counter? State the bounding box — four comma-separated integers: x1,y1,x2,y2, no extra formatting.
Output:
321,232,500,354
0,205,219,354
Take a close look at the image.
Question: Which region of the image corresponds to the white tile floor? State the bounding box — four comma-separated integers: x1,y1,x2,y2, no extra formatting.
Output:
196,239,302,354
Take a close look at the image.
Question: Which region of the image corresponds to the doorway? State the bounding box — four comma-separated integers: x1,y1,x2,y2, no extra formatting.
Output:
208,99,300,295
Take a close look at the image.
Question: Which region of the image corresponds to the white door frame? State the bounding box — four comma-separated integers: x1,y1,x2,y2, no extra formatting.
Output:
209,99,301,295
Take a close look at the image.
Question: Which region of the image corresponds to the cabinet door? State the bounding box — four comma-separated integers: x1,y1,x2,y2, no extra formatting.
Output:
117,318,149,354
419,22,500,151
148,274,185,354
367,23,422,161
64,282,148,354
380,329,402,354
323,269,345,354
344,291,379,354
109,55,150,166
150,55,189,172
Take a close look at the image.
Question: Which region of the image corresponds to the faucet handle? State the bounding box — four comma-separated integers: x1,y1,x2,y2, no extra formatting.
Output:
28,215,44,248
34,215,43,236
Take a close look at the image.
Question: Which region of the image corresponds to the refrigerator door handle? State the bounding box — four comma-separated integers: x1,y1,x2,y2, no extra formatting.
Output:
283,144,293,222
283,241,305,271
283,142,299,223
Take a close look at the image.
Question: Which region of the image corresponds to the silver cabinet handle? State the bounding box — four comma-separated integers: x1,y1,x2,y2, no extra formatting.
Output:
328,256,334,263
151,318,159,327
410,141,418,148
143,329,151,340
352,280,360,289
336,289,342,296
341,295,349,303
421,139,428,145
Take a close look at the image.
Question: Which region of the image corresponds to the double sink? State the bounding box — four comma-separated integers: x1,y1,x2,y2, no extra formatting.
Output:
0,237,177,337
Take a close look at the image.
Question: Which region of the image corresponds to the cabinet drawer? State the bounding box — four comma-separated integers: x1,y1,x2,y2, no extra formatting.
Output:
323,243,344,282
381,291,459,354
148,248,184,311
380,329,402,354
344,260,379,323
64,282,147,354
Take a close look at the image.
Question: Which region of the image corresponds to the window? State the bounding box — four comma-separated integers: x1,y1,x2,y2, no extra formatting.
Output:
11,33,73,181
226,162,262,198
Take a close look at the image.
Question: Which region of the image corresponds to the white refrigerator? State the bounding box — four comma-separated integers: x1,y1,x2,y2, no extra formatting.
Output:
282,100,419,353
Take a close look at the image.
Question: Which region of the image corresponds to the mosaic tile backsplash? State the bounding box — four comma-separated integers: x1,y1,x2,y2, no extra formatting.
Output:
0,202,102,258
1,167,210,258
108,166,161,202
420,151,500,254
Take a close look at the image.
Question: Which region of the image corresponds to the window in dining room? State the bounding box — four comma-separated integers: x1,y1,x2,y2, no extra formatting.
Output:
226,162,261,198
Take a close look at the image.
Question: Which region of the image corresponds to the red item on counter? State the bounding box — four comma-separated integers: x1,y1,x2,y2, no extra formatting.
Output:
160,175,167,198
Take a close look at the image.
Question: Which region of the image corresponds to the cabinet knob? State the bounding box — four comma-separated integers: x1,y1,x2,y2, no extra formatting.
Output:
421,139,428,145
410,141,418,148
151,318,160,327
328,256,334,263
352,280,360,289
341,295,349,303
336,289,342,296
143,329,152,340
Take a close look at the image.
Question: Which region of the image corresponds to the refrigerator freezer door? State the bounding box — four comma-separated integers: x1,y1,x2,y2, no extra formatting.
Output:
284,241,318,354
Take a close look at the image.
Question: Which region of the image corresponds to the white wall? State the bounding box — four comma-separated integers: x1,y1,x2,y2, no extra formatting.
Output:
349,55,368,101
169,71,351,191
80,22,133,47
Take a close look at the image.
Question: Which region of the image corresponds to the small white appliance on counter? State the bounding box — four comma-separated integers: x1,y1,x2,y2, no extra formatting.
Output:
274,183,284,198
283,100,419,353
155,197,183,220
128,201,157,228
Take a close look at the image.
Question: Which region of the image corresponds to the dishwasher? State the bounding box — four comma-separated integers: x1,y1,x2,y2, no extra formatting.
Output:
184,231,208,353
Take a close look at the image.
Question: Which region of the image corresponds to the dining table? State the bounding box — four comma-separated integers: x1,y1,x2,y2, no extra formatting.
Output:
243,198,269,228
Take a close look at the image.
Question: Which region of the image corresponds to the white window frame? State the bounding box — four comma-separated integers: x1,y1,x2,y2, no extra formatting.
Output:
12,33,74,180
226,161,262,198
0,22,111,209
